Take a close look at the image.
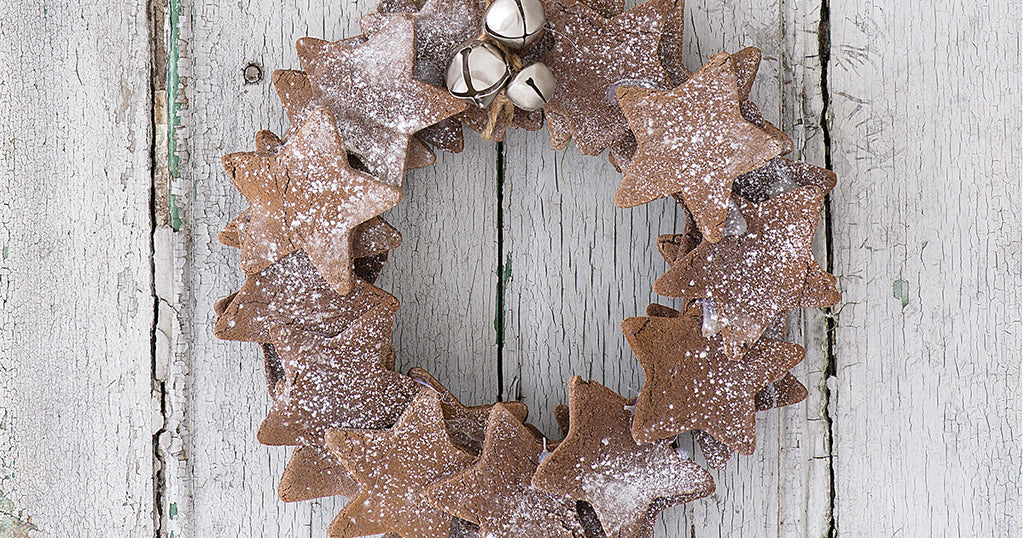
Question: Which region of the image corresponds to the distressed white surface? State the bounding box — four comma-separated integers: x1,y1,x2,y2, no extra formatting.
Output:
0,0,155,535
828,2,1022,536
163,0,499,536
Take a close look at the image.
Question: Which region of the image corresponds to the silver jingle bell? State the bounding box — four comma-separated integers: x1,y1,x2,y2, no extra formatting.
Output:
505,62,555,112
446,40,512,107
484,0,545,49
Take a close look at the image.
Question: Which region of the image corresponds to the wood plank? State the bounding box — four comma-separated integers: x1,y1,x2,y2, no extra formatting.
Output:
828,1,1021,535
0,1,155,535
502,0,834,536
161,1,499,536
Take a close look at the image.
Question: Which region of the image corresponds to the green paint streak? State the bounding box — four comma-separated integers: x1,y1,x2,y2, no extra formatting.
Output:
556,148,569,186
169,194,182,232
167,0,183,228
893,279,909,308
168,503,177,519
494,252,512,346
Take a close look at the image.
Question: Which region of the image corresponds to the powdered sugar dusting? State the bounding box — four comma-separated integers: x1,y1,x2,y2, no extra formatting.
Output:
655,186,837,358
615,54,784,241
543,0,671,155
623,310,805,453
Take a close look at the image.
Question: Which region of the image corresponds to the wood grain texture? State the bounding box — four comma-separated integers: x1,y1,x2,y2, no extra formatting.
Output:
502,0,835,536
0,0,155,535
162,0,499,536
828,1,1022,536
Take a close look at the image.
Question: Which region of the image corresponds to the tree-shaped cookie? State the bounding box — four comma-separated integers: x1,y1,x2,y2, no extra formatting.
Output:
532,377,715,537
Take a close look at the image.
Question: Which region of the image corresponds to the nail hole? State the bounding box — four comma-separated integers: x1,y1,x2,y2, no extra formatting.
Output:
243,63,263,84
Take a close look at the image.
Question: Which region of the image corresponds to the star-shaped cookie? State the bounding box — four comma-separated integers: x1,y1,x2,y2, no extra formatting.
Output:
621,305,806,452
296,15,467,186
542,0,672,155
257,319,419,446
325,390,477,538
690,371,808,468
654,185,840,358
361,0,494,151
408,367,529,455
614,53,786,242
360,0,483,88
423,404,585,537
222,107,402,295
272,67,439,171
214,251,396,343
218,207,400,273
533,377,715,538
645,302,808,469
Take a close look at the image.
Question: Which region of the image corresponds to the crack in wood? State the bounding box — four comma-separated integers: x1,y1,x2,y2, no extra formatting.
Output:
495,141,508,403
149,1,171,537
817,0,838,535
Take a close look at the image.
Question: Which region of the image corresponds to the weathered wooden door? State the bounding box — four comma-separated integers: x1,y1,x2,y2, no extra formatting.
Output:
1,0,1019,536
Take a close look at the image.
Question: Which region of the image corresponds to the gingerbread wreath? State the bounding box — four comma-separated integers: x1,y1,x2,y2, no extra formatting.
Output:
213,0,841,535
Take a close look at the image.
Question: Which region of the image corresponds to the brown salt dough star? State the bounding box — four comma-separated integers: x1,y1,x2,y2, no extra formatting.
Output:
733,156,838,203
272,68,438,171
296,15,467,186
257,318,419,446
645,302,808,468
325,390,477,538
654,185,840,358
218,202,399,292
614,53,786,242
278,444,361,502
542,0,672,155
361,0,491,151
360,0,483,89
423,404,585,538
645,304,807,401
408,367,528,454
621,305,805,453
573,0,686,84
532,377,715,538
222,107,402,294
215,251,396,343
688,371,809,468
